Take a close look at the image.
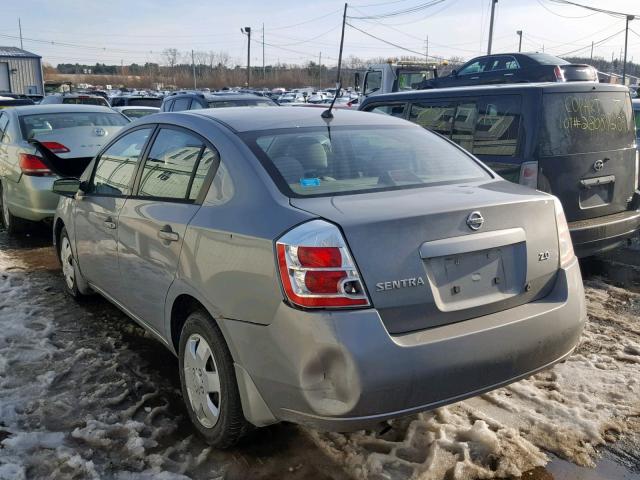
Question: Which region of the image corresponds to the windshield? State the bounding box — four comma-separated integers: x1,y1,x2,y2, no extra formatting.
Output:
19,112,129,139
539,91,635,156
243,125,490,197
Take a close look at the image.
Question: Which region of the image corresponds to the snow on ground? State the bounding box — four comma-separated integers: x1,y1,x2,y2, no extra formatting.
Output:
309,279,640,480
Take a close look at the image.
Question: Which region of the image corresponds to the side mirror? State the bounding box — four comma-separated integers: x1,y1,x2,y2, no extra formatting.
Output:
52,178,82,197
354,72,361,90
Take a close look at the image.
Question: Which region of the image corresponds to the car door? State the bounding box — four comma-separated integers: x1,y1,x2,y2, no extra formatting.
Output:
74,126,154,300
116,126,218,332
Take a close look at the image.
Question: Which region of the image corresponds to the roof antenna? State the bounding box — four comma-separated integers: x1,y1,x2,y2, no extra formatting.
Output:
322,2,348,120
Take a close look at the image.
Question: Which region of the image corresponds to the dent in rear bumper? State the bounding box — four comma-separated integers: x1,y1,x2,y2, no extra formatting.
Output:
221,258,586,431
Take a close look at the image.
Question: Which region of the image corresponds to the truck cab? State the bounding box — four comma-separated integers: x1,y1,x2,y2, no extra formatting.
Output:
356,61,438,102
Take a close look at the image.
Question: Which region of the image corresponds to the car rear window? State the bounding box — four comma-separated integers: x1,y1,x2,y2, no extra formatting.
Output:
208,100,274,108
122,108,157,119
527,53,569,65
62,97,108,106
126,98,162,107
243,125,490,197
539,91,635,156
19,112,129,139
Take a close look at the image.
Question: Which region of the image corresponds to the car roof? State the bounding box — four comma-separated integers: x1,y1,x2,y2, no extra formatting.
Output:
114,106,159,110
360,82,628,104
10,104,118,115
184,105,412,133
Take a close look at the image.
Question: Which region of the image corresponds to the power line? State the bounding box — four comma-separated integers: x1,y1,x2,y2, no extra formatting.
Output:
559,28,625,56
548,0,639,19
264,9,343,31
347,0,448,20
536,0,597,19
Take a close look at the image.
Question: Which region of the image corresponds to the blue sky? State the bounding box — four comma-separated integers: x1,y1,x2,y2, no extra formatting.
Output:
1,0,639,66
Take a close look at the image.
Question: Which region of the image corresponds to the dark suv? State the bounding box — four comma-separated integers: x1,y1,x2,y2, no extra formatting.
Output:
160,92,276,112
418,53,597,89
361,82,640,257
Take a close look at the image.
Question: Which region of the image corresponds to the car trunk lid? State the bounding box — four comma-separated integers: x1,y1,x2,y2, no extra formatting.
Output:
537,89,637,222
291,180,560,334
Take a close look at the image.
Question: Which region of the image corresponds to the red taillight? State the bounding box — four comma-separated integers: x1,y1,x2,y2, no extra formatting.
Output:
554,66,566,82
40,141,70,154
276,220,370,308
19,153,52,176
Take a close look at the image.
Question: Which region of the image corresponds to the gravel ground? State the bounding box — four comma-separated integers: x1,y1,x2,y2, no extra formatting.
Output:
0,226,638,480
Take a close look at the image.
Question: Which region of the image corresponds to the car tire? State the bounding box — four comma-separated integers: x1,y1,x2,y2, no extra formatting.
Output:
179,310,250,448
59,227,90,298
0,180,25,235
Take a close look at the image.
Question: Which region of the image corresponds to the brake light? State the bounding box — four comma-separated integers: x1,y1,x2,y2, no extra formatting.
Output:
40,141,70,154
518,161,538,189
19,153,52,176
554,66,566,82
553,197,575,268
276,220,370,308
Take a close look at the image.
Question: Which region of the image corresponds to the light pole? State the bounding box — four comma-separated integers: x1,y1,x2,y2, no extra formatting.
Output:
516,30,522,53
487,0,498,54
241,27,251,87
622,15,634,85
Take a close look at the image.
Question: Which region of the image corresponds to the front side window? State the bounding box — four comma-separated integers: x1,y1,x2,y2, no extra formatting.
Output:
364,71,382,95
458,60,487,76
92,128,153,196
138,128,205,200
244,125,489,197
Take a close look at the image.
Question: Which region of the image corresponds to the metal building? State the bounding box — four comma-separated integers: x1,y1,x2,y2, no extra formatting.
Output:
0,47,44,98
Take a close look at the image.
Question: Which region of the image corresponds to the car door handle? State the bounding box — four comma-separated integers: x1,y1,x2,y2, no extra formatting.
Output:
470,76,480,79
158,225,179,242
504,73,514,76
103,217,116,229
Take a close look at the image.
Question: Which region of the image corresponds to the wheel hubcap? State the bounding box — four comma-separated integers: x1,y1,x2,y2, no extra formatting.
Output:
61,237,75,290
184,333,221,428
1,185,10,228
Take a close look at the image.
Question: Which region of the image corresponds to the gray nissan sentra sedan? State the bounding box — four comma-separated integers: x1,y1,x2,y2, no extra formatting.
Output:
51,107,586,447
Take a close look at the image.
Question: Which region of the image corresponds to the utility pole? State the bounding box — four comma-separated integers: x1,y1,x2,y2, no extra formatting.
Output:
241,27,251,87
262,24,265,81
319,51,322,89
622,15,633,85
487,0,498,54
336,3,348,85
191,49,196,89
516,30,522,52
18,18,23,49
590,41,594,60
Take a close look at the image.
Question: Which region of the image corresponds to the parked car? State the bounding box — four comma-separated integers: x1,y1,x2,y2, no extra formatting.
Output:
361,82,640,257
112,106,160,120
633,99,640,145
277,93,306,104
0,96,34,109
161,92,276,112
40,93,110,107
51,107,585,447
110,95,163,108
417,53,597,89
0,104,129,233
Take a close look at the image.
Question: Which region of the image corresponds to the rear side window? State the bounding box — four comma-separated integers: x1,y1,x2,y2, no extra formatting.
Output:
370,104,406,118
244,125,489,198
138,128,206,200
92,128,153,196
539,91,635,156
171,98,191,111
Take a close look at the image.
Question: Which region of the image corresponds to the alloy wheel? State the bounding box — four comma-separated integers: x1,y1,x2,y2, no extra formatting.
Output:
184,333,221,428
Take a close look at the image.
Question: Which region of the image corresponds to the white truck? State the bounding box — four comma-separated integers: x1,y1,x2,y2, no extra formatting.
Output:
354,61,439,103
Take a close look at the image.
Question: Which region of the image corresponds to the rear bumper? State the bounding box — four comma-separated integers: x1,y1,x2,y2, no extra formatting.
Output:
569,204,640,257
5,175,58,222
222,258,586,431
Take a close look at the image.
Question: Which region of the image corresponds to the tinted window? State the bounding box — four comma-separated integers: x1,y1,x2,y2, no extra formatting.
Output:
190,100,204,110
138,128,204,200
20,112,129,139
62,97,107,106
126,98,162,107
540,91,634,156
527,53,569,65
171,98,191,111
245,125,489,197
364,71,382,95
369,104,406,118
458,60,487,75
92,128,152,196
633,105,640,140
409,101,456,136
472,95,521,157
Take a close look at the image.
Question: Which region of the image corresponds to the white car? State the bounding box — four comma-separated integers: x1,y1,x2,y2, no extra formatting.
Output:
112,106,160,120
